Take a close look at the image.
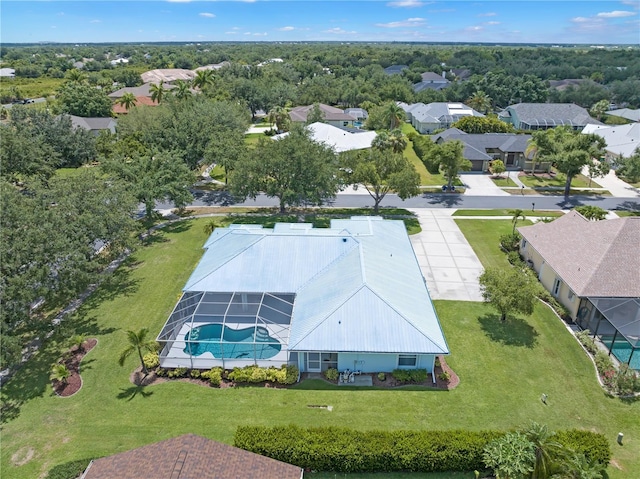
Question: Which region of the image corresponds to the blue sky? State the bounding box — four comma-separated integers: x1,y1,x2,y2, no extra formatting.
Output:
2,1,639,45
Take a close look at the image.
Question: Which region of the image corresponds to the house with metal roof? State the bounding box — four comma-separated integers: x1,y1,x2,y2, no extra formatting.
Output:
273,122,377,153
582,123,640,163
432,128,534,172
384,65,409,75
518,212,640,370
606,108,640,123
498,103,601,131
157,217,449,381
404,102,484,134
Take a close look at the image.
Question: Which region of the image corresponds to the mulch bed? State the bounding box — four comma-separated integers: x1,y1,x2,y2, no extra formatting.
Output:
51,338,97,397
369,356,459,390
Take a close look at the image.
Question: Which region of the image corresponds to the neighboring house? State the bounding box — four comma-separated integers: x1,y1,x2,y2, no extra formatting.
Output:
582,123,640,164
141,68,196,84
81,434,303,479
401,102,484,134
432,128,535,172
518,212,640,370
548,79,587,91
110,58,129,66
384,64,409,75
72,61,85,69
109,82,175,99
273,122,377,153
413,72,450,93
498,103,602,130
194,62,230,71
112,96,158,115
68,115,117,135
157,217,449,381
606,108,640,123
450,68,472,81
289,104,355,128
344,107,368,123
0,68,15,78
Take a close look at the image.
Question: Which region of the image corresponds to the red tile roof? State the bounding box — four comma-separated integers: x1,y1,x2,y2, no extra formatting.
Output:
82,434,303,479
112,96,158,114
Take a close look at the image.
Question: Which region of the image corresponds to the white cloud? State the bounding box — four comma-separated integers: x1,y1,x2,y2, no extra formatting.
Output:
253,32,268,36
387,0,425,7
277,26,295,31
571,17,591,23
90,19,101,23
324,27,357,34
376,17,426,28
596,10,636,18
465,26,484,32
485,21,500,25
199,12,215,17
478,12,496,17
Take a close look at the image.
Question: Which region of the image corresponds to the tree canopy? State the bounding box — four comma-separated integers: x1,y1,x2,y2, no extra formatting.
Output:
479,267,539,322
55,82,113,117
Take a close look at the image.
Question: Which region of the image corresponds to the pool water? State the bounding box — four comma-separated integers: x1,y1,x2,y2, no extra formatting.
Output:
601,339,640,371
184,324,281,359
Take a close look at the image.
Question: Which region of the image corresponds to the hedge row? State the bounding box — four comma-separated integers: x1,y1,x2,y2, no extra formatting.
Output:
234,425,610,473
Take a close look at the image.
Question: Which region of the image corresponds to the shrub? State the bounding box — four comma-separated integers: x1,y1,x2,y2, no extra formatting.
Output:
46,458,93,479
594,350,614,378
391,369,427,384
507,250,525,267
324,368,339,381
575,330,597,355
142,352,159,370
249,367,268,383
190,369,201,379
207,367,223,387
377,372,386,381
438,371,451,382
613,364,640,395
281,364,299,385
499,232,521,252
168,367,188,378
434,357,441,368
554,430,611,466
155,367,167,377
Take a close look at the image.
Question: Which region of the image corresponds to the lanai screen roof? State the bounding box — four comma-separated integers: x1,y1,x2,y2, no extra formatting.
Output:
159,217,449,356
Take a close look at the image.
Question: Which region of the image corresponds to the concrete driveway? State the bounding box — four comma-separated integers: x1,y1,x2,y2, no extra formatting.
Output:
459,173,510,196
409,209,484,301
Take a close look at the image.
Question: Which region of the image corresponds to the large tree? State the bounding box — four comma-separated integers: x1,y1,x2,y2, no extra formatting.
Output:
101,150,196,218
532,127,607,197
479,267,539,322
616,146,640,183
230,124,341,213
436,140,471,191
203,129,248,184
55,82,113,117
451,115,514,134
342,147,420,213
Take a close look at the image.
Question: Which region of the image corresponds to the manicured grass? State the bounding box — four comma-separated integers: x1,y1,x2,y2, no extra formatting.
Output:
452,209,564,217
401,123,453,187
244,132,265,147
454,219,532,270
2,217,639,479
519,172,602,189
490,176,517,187
615,210,640,217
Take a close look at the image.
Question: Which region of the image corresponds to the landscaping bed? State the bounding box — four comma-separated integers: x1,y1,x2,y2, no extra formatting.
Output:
51,338,97,397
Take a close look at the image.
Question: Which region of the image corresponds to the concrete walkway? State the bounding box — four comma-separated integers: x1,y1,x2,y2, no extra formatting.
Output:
581,166,640,198
459,173,510,196
409,209,484,302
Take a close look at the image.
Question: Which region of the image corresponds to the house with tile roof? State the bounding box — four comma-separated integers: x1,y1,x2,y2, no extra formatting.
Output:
498,103,602,131
433,128,535,172
81,434,303,479
112,96,158,115
518,212,640,370
289,104,356,128
141,68,196,84
157,217,449,381
401,102,484,134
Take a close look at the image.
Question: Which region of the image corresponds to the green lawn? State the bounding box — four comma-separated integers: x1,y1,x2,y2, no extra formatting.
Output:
454,218,532,269
452,209,564,218
401,123,455,187
615,210,640,217
490,176,517,187
519,172,602,189
2,217,639,479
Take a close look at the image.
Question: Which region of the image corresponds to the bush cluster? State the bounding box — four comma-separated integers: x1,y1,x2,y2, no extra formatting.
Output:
324,367,339,381
234,426,610,474
391,369,427,384
142,352,159,370
45,458,93,479
201,367,223,386
575,329,598,355
227,364,298,385
499,232,521,252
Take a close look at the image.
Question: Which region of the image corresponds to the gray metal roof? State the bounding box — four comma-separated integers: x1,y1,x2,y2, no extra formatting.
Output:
182,217,449,355
499,103,602,128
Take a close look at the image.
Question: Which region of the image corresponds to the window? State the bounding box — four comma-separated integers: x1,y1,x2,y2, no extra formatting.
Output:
552,278,561,297
398,355,417,367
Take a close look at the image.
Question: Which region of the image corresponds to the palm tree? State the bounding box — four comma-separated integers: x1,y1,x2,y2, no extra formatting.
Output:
372,129,407,154
116,92,137,111
267,105,290,132
173,80,192,100
382,102,406,130
149,83,166,104
69,334,86,353
467,90,492,114
118,328,158,375
203,220,216,235
559,452,605,479
50,363,70,385
192,69,215,91
65,68,87,83
523,422,564,479
510,208,526,234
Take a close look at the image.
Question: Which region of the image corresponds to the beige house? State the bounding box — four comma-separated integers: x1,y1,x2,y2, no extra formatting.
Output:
518,212,640,370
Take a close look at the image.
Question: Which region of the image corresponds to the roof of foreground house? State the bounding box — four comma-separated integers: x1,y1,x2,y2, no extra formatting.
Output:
184,217,449,355
499,103,601,128
432,129,532,160
273,122,376,152
582,123,640,158
82,434,302,479
518,211,640,297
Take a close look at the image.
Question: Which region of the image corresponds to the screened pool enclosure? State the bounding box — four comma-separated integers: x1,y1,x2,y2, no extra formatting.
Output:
576,297,640,371
157,291,294,369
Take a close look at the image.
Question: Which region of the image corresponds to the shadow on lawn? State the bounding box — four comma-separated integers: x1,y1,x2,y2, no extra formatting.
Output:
478,313,539,348
117,385,154,401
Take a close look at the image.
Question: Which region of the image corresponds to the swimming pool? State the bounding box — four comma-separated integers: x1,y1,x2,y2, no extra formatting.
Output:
184,324,281,359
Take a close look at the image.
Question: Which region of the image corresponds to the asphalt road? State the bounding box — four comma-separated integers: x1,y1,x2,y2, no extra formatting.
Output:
155,191,640,213
1,97,46,109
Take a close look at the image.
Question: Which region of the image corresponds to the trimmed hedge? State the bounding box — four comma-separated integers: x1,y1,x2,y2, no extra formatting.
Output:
234,425,610,473
46,458,93,479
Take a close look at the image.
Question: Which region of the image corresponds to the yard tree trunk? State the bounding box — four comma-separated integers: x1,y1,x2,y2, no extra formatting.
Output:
564,174,572,198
